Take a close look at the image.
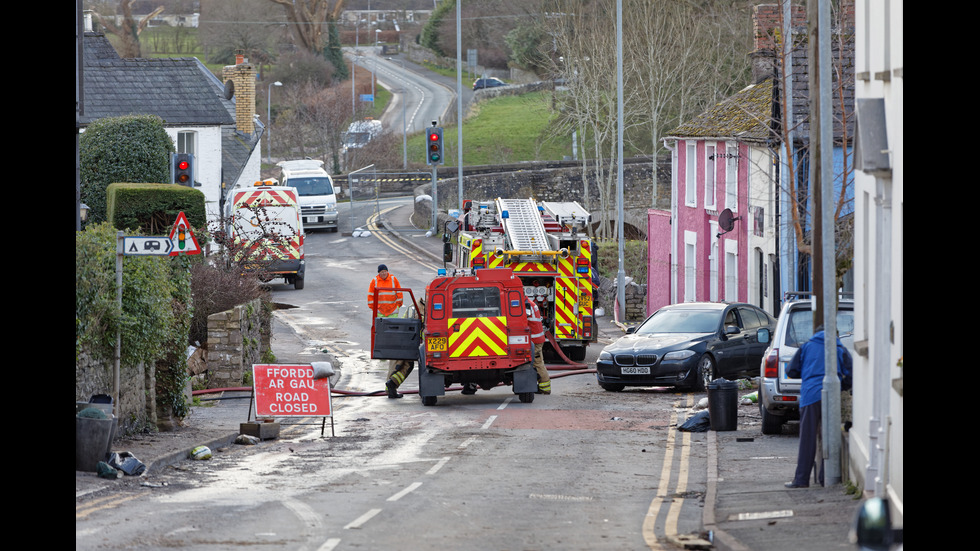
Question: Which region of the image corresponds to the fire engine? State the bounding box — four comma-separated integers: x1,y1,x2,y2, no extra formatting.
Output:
371,267,541,406
449,198,597,362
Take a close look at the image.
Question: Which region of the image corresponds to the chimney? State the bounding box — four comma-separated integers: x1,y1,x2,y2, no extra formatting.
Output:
222,53,256,135
750,4,806,83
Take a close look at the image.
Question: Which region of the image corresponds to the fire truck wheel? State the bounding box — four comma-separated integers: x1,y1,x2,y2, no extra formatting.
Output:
293,275,305,290
421,396,437,406
518,392,535,404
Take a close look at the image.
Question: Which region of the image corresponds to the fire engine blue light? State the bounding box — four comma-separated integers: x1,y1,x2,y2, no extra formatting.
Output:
501,210,509,219
438,268,446,276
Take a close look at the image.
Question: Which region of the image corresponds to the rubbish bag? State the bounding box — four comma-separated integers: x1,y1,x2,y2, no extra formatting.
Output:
96,461,121,479
189,446,212,460
678,410,711,432
108,452,146,476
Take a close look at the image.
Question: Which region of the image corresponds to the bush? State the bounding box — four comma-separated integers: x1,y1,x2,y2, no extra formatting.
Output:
107,183,207,236
80,115,175,225
75,222,176,368
595,239,648,285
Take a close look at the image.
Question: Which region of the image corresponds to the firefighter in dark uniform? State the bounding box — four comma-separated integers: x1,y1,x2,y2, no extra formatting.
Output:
526,296,551,394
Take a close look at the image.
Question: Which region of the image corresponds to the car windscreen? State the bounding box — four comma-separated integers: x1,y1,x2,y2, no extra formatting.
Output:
451,286,501,318
636,309,719,334
344,132,371,146
289,177,334,196
783,308,855,347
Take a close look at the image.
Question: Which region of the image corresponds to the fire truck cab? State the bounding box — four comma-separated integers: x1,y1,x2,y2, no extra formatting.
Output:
449,198,597,362
418,267,540,405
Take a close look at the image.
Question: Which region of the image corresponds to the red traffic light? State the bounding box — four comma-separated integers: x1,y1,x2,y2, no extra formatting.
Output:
429,132,440,141
177,161,189,170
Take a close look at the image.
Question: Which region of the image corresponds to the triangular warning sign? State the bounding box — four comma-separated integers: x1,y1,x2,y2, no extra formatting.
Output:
168,211,202,256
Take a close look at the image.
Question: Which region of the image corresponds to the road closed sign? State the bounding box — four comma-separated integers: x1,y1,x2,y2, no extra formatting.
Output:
253,364,332,417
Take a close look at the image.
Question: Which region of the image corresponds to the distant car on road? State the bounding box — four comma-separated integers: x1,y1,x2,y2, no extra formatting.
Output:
472,77,507,90
759,294,855,434
596,302,774,392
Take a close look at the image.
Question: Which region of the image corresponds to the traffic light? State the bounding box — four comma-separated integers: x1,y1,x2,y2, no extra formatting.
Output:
172,153,194,185
426,127,444,166
176,225,187,250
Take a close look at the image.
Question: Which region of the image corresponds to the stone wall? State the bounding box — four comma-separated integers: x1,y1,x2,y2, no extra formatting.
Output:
410,156,671,238
75,350,151,435
205,299,270,388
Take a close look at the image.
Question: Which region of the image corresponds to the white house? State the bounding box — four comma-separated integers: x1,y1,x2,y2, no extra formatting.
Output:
850,0,903,527
80,32,262,223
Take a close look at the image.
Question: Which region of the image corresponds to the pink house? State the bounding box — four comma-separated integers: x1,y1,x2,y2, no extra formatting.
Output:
652,79,777,315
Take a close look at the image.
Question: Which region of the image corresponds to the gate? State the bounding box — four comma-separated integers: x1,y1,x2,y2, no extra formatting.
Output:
345,166,434,235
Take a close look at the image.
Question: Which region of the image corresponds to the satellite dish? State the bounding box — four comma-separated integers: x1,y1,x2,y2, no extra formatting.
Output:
223,80,235,100
718,208,739,233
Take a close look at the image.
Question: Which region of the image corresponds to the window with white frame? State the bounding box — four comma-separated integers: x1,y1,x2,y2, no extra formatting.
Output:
177,131,196,155
684,231,697,302
705,143,716,210
686,142,697,206
726,143,738,211
724,240,738,301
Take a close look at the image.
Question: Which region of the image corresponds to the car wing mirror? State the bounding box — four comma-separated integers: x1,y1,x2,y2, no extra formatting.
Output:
625,326,637,334
757,328,770,344
725,325,741,335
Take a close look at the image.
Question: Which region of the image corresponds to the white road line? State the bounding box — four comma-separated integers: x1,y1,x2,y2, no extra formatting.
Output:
481,415,498,429
459,436,479,448
344,508,382,530
317,538,342,551
387,482,422,502
497,397,513,410
427,456,451,475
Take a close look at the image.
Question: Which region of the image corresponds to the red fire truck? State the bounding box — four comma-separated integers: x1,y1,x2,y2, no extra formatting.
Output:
371,267,541,406
449,198,597,362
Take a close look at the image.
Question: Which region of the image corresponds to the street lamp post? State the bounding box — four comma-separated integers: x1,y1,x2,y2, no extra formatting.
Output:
266,81,282,163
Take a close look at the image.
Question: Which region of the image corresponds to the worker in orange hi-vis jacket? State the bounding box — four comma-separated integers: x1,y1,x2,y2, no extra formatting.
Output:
368,264,412,398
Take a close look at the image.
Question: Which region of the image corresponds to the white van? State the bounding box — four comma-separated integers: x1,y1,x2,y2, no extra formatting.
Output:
341,119,383,160
276,159,340,232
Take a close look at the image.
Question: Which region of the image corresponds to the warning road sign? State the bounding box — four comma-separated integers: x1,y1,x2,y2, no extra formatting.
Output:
168,211,201,255
253,364,333,417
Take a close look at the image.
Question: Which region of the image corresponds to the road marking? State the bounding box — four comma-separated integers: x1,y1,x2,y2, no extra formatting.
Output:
641,394,695,550
387,482,422,502
459,436,479,448
344,508,382,529
367,209,440,271
497,397,513,410
427,456,451,475
730,510,794,521
76,491,150,519
528,494,594,502
317,538,342,551
481,415,498,429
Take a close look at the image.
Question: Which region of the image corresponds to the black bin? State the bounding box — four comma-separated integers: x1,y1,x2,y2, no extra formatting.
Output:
707,379,738,431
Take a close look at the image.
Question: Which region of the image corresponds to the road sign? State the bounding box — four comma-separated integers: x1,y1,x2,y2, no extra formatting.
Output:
123,236,174,256
168,211,201,255
252,364,333,417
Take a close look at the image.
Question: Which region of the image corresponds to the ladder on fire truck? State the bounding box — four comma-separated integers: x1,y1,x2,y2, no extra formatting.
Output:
496,198,550,253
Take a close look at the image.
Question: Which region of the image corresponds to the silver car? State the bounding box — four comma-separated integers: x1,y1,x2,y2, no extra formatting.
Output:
759,294,854,435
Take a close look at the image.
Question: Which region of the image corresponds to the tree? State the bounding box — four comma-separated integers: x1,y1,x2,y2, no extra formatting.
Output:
267,0,348,79
80,115,175,225
90,0,164,58
199,0,283,65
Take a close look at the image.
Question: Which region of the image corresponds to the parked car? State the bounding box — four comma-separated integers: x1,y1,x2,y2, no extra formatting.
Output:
595,302,775,392
759,294,855,434
472,77,507,90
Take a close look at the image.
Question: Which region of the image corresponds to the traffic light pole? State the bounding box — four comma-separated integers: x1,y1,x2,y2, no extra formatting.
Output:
431,165,438,233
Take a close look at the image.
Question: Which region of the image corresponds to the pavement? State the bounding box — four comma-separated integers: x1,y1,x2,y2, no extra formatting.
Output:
76,203,864,550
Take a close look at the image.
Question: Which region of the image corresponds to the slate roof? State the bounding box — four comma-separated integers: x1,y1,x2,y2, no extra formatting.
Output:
81,37,234,127
666,79,774,145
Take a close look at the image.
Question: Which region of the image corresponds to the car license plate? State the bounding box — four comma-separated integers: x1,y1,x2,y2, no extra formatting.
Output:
621,366,650,375
427,337,447,352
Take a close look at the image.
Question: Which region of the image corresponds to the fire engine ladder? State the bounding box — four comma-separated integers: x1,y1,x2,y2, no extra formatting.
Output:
496,198,550,253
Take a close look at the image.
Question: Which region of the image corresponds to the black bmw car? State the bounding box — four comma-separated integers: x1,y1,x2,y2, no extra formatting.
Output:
596,302,774,391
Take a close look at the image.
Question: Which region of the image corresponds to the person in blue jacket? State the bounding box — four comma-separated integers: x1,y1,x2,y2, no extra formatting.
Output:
784,327,852,488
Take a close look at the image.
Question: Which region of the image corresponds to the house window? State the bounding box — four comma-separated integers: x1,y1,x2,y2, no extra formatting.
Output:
725,240,738,301
684,231,697,302
726,143,738,211
177,131,196,154
705,143,716,210
685,142,697,207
